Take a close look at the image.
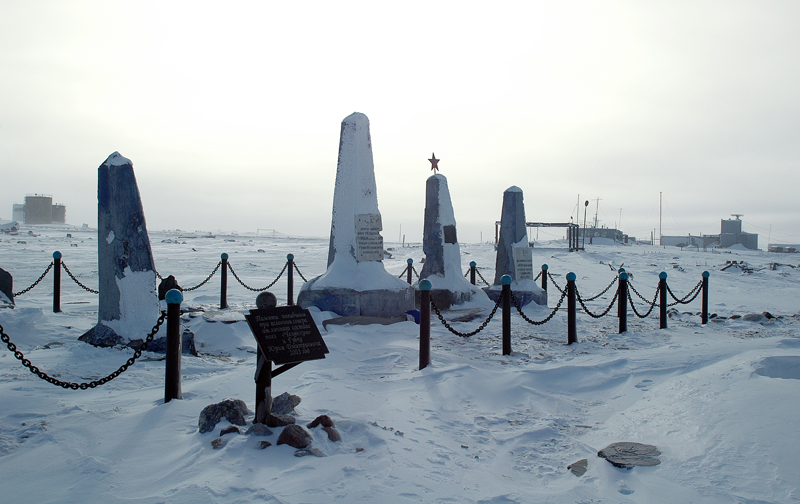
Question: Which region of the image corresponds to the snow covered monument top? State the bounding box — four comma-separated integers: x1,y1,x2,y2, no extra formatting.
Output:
297,113,414,317
484,186,546,307
80,152,160,347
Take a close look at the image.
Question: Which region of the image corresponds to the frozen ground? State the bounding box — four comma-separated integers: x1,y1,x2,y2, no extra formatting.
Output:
1,227,799,503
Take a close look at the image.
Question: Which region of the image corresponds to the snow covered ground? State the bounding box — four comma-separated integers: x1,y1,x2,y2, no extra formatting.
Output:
1,228,799,503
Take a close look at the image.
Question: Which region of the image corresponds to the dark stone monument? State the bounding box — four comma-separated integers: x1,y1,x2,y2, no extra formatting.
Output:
419,174,490,310
484,186,546,307
0,267,13,305
80,152,159,347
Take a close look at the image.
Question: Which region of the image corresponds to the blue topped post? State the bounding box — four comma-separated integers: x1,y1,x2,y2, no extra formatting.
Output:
53,251,62,313
567,272,577,344
702,271,710,324
419,279,432,370
407,258,414,285
287,254,295,305
541,264,548,295
470,261,477,286
501,275,512,355
165,288,183,402
618,271,628,333
659,272,668,329
220,253,228,309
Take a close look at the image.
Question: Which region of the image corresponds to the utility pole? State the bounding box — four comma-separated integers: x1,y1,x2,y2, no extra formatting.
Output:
659,192,662,247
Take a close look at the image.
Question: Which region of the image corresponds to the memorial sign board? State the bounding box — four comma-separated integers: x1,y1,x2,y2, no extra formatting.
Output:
513,246,534,281
245,305,329,365
355,213,384,262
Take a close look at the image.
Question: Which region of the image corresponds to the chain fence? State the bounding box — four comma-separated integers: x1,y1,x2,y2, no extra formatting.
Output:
180,261,222,292
12,262,54,297
512,289,567,327
0,312,166,389
293,262,309,283
627,283,659,318
576,287,619,318
430,296,502,338
228,261,287,292
667,281,703,306
61,262,99,294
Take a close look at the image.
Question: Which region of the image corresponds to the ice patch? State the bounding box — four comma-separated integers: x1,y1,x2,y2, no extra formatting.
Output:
103,267,159,341
106,230,115,245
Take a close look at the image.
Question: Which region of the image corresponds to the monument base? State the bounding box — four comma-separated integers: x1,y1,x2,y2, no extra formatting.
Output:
297,285,414,318
79,322,197,354
416,288,490,311
483,281,547,307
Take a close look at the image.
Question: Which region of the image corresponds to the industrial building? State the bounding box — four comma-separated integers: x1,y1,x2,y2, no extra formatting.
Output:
661,215,758,250
11,195,67,225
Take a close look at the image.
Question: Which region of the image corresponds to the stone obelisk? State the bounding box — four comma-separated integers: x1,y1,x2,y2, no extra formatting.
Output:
80,152,160,346
484,186,546,307
298,112,414,318
420,171,490,309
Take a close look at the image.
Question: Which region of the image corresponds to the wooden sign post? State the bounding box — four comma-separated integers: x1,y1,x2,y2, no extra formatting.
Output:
245,305,329,423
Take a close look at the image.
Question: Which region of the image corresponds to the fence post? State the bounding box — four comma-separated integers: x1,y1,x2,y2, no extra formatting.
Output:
287,254,295,305
52,251,62,313
702,271,709,324
419,279,431,370
407,258,414,285
618,271,628,333
659,272,668,329
469,261,477,285
567,272,577,344
501,275,512,355
165,288,183,403
541,264,548,294
220,253,228,309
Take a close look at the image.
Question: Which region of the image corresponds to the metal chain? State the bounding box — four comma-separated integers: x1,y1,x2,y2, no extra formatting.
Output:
293,262,308,283
547,272,565,295
475,269,491,287
534,270,542,282
156,271,164,281
411,266,420,279
512,289,566,326
628,281,659,307
576,287,619,318
464,268,470,278
666,280,703,306
61,262,99,294
580,277,618,302
400,265,411,279
228,261,287,292
182,261,222,292
430,296,501,338
627,284,659,318
13,262,54,297
0,312,166,390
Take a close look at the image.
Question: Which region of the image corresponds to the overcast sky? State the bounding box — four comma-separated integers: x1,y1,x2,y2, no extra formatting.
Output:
2,1,799,245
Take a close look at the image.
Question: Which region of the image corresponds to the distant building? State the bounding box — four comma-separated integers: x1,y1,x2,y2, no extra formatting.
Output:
12,195,68,225
12,204,25,222
660,215,758,250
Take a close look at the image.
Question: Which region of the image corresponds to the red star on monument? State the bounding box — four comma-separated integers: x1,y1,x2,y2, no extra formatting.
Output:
428,152,440,173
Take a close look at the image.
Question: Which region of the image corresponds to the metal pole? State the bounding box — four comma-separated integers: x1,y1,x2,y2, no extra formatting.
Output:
582,201,589,249
407,258,414,285
659,272,668,329
287,254,295,305
53,251,61,313
165,289,183,402
501,275,512,355
567,272,577,344
419,280,431,370
220,253,228,309
470,261,477,285
618,271,628,334
702,271,709,324
541,264,548,295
